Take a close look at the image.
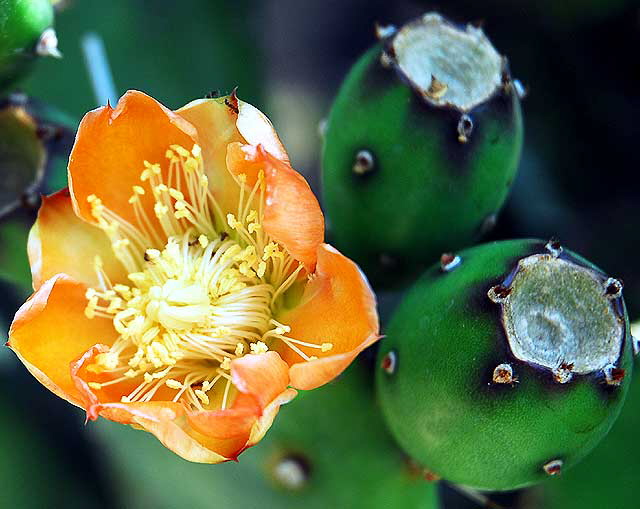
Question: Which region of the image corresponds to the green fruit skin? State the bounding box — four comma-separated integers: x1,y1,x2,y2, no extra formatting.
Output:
0,0,54,91
375,239,633,491
94,362,439,509
531,367,640,509
322,44,523,285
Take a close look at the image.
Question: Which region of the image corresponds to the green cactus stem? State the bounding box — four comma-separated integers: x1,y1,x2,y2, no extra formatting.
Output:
375,239,633,491
322,12,523,286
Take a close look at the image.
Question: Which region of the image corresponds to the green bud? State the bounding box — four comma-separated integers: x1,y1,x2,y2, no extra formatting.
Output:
0,93,77,220
322,12,523,285
376,239,633,491
0,98,46,218
0,0,59,92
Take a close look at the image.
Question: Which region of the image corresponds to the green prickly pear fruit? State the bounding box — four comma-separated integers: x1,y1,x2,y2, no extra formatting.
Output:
322,12,523,286
375,239,633,491
0,0,59,92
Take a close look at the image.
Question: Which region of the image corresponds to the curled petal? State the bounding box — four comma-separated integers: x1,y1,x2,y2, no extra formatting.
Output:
230,351,291,407
177,96,288,216
236,99,289,163
177,97,245,214
28,189,126,291
277,244,380,390
246,387,297,447
68,90,198,226
96,402,230,463
80,352,295,463
8,274,118,406
227,143,324,268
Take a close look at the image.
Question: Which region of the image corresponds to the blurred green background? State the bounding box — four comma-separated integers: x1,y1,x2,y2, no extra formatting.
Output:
1,1,638,507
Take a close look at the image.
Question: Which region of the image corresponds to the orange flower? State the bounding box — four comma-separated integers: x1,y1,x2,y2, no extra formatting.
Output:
8,91,379,463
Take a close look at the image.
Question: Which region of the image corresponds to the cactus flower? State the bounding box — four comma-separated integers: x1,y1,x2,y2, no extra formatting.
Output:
7,90,379,463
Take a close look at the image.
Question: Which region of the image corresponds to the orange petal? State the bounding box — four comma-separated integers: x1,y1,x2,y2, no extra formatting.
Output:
96,402,231,463
236,99,289,163
28,189,127,291
78,351,295,463
231,351,291,408
227,143,324,268
8,274,118,406
68,90,198,226
71,346,249,459
188,351,295,451
177,95,290,226
176,96,247,214
246,388,297,448
69,344,143,419
187,401,261,441
277,244,380,390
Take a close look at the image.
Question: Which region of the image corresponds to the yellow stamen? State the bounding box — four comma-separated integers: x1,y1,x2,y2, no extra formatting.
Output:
82,143,327,410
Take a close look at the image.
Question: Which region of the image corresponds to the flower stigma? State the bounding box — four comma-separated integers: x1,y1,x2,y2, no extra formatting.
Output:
82,144,332,410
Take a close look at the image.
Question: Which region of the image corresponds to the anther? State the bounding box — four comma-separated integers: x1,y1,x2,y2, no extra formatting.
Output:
170,145,190,158
166,379,183,390
250,341,269,354
227,213,238,229
144,248,161,261
198,235,209,248
169,189,184,201
195,390,210,405
154,203,169,217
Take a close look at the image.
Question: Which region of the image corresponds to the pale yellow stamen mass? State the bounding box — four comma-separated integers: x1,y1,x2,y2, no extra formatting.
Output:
83,144,327,411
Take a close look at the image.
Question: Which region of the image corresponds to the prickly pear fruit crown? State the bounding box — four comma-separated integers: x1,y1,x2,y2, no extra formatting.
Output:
389,12,504,111
322,11,523,286
490,252,625,383
375,239,633,492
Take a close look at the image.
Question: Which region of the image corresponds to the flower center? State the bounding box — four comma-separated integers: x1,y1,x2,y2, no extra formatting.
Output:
82,143,330,409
